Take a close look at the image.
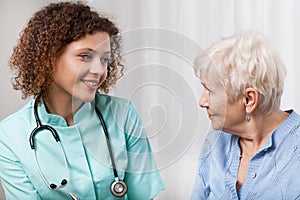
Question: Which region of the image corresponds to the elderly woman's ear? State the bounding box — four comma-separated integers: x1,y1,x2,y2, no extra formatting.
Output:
244,87,258,114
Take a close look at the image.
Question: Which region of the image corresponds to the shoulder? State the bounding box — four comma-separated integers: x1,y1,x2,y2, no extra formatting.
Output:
280,110,300,137
0,100,34,131
94,94,142,127
95,94,137,115
278,110,300,148
95,94,132,107
288,110,300,122
0,100,34,155
200,130,233,158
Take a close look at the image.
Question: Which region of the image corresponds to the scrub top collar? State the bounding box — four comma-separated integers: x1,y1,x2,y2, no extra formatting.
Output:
37,99,93,127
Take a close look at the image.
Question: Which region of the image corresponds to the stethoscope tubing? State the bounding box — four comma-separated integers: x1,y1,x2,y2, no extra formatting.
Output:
29,98,127,197
30,100,69,190
32,140,69,190
94,103,119,179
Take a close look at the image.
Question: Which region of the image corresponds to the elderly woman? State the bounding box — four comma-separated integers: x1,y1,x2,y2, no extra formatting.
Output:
191,31,300,199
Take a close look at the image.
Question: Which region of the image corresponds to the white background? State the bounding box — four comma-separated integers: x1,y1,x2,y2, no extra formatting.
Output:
1,0,300,199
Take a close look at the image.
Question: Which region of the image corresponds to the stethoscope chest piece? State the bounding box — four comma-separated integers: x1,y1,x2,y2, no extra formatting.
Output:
31,98,128,197
111,179,128,197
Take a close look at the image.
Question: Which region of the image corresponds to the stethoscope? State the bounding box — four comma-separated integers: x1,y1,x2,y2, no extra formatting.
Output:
29,98,128,199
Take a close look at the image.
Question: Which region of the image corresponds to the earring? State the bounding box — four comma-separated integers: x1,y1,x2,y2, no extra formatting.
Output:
246,114,251,122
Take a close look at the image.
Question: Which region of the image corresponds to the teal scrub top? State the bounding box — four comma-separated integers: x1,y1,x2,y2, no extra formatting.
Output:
0,94,164,200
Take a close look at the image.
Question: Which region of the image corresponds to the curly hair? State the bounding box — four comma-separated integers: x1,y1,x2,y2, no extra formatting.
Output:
9,1,124,100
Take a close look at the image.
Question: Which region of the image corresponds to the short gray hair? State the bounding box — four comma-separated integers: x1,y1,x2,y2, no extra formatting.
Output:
194,31,286,114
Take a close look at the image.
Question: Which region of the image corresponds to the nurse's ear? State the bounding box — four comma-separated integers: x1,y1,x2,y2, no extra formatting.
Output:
243,87,258,114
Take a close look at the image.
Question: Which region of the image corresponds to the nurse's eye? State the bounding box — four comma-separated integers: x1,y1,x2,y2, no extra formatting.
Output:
100,57,111,65
79,53,93,62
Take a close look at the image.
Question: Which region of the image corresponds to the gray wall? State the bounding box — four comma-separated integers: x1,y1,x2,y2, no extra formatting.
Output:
3,0,298,199
0,1,53,198
1,1,52,119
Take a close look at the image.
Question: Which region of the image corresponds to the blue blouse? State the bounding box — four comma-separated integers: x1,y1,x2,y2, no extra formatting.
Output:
192,110,300,200
0,94,164,200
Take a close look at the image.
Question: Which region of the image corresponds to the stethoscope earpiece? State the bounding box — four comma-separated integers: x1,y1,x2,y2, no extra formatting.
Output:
50,184,57,190
111,179,128,197
50,179,68,190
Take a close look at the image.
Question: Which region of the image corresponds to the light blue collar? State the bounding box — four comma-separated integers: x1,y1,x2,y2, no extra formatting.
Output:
37,100,93,127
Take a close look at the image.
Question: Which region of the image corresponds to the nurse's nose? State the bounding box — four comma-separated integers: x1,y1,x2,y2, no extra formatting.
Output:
90,58,107,75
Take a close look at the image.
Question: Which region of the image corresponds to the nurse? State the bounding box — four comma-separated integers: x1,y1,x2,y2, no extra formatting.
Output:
0,2,164,199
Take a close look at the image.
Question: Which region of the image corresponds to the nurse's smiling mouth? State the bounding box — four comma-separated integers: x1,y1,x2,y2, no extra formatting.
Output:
82,79,100,90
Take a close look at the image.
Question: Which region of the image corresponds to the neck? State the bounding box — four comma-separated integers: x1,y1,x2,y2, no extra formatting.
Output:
43,96,83,126
238,110,289,156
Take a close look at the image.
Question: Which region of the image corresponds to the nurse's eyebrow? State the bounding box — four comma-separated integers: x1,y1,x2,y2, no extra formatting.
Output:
103,51,111,55
78,48,96,53
78,48,111,55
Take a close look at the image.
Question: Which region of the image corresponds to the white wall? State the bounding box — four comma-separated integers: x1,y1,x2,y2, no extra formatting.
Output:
1,0,299,199
0,1,205,199
0,0,53,119
0,1,54,198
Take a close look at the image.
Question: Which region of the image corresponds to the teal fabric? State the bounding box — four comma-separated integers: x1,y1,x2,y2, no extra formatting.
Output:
0,94,164,200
